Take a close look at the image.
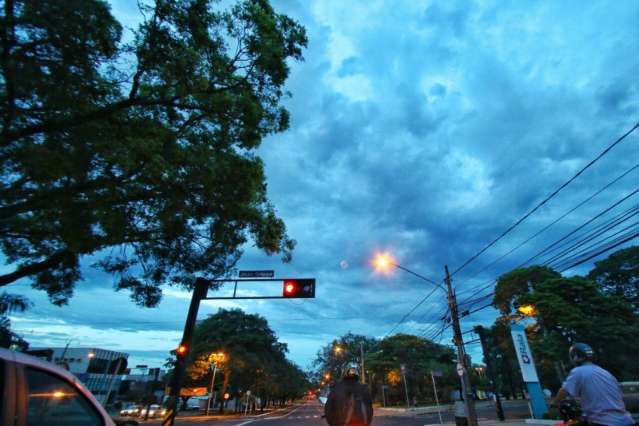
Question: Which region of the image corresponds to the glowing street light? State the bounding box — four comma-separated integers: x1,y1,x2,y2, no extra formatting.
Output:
517,304,537,317
371,250,445,291
372,251,396,274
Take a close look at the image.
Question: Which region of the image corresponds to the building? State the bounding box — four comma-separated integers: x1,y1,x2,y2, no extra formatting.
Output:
28,347,128,403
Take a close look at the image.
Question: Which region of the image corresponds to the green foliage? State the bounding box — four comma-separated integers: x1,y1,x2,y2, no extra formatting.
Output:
312,332,378,382
313,332,458,406
176,308,308,408
587,245,639,310
520,276,639,379
490,257,639,387
0,293,30,349
493,266,561,315
0,0,307,306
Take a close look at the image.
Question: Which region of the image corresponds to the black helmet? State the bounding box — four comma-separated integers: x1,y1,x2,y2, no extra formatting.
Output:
344,362,359,380
569,343,594,365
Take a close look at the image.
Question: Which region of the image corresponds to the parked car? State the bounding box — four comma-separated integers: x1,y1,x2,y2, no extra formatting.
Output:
119,404,142,417
0,348,137,426
139,404,166,418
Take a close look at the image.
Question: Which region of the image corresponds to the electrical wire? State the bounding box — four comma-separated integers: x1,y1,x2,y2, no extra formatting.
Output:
449,122,639,279
455,162,639,291
556,226,639,272
384,285,441,337
540,204,639,267
518,188,639,267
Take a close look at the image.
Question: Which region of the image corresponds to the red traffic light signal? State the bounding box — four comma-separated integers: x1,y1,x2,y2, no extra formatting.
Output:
282,279,315,298
176,344,188,356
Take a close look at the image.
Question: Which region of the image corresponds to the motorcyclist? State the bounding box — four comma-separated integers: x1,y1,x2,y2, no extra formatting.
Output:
324,363,373,426
551,343,634,426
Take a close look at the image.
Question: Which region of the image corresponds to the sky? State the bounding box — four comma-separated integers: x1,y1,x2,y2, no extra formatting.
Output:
7,0,639,371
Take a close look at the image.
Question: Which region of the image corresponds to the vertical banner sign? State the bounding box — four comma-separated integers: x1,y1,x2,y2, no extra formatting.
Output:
510,325,540,382
510,323,548,419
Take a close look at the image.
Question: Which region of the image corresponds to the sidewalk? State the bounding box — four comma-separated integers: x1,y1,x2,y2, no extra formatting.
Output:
377,401,494,416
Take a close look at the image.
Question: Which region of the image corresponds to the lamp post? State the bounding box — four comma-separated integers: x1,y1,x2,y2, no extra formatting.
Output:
371,252,478,426
205,352,226,416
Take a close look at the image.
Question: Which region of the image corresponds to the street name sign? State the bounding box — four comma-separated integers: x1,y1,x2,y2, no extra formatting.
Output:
239,270,274,278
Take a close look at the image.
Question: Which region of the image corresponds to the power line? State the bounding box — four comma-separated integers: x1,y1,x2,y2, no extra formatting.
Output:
556,226,639,273
521,189,639,267
455,162,639,289
540,203,639,267
450,122,639,279
385,285,441,337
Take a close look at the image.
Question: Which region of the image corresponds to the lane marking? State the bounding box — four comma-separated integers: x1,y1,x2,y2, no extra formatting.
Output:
235,403,306,425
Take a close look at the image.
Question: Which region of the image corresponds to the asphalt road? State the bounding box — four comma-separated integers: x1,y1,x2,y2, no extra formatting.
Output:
151,399,531,426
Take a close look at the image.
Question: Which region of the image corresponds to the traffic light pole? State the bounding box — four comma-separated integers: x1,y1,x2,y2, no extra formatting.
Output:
445,265,478,426
163,278,209,426
475,326,505,421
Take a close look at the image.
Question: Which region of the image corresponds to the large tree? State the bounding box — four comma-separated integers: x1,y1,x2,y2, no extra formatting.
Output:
0,0,306,306
174,308,307,413
587,246,639,310
313,333,458,405
492,266,639,382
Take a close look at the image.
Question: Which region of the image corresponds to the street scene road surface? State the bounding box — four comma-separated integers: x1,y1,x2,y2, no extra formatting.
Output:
143,399,532,426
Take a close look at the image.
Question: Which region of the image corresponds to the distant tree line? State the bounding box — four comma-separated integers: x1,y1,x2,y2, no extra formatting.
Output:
167,308,309,412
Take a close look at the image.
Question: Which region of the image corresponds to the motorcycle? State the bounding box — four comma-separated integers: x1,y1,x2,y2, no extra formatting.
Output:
555,399,586,426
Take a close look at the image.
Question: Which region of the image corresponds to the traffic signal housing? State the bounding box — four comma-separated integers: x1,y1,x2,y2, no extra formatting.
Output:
282,279,315,298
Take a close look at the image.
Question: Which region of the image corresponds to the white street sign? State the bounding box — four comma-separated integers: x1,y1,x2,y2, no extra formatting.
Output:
456,363,464,377
511,324,540,382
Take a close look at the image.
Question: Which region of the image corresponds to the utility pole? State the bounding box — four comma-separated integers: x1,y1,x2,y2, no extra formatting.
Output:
205,362,218,416
400,364,410,408
475,326,505,421
360,342,366,384
103,356,124,408
163,278,209,426
445,265,478,426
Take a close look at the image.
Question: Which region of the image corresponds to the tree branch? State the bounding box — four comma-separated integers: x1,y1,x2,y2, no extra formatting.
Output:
0,250,74,287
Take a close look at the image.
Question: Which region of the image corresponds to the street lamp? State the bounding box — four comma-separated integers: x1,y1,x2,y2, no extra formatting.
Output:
371,251,445,292
205,352,226,416
372,252,395,274
517,304,537,317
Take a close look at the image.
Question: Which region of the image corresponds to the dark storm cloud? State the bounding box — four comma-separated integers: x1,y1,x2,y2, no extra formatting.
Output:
10,0,639,367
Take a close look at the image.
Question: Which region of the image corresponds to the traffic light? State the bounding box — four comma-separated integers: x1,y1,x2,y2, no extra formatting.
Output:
176,344,188,357
282,279,315,298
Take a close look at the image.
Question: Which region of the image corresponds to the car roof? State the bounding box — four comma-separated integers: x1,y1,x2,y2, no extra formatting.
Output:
0,348,115,426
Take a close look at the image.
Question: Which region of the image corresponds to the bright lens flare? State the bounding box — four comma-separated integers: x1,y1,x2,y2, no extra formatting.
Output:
372,252,395,273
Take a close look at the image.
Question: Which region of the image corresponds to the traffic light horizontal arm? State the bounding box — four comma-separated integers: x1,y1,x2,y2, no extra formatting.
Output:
202,295,311,300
